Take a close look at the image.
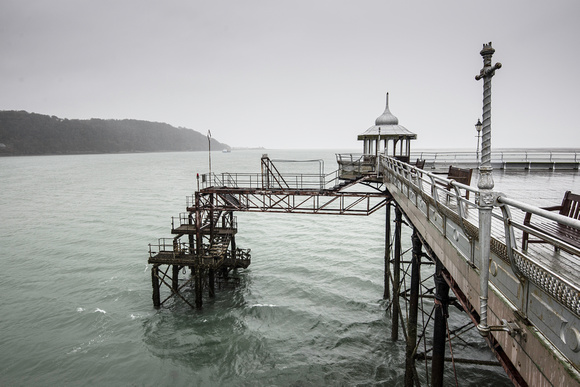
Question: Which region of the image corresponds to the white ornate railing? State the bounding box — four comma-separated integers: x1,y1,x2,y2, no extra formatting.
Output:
381,155,580,371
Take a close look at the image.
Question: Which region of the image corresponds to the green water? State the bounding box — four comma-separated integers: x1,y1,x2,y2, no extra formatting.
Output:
2,150,560,386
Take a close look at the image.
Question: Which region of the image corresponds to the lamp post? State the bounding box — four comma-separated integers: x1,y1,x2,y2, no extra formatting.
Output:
475,42,501,337
475,118,482,165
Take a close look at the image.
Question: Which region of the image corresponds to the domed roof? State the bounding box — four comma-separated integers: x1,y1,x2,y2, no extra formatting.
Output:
375,93,399,125
358,92,416,140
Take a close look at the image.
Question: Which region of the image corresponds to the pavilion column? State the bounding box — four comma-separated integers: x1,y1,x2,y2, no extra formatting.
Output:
399,138,403,156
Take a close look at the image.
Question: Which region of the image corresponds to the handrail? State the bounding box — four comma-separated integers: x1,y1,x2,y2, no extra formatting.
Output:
381,155,580,320
382,155,479,209
171,212,238,230
498,196,580,229
148,238,192,258
200,172,331,190
410,149,580,169
383,154,580,249
199,167,358,191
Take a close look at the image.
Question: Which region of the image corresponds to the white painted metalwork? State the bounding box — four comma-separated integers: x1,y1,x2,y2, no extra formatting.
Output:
381,154,580,384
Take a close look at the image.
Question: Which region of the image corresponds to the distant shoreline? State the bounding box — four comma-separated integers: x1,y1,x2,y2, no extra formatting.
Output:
3,147,579,158
0,110,230,156
0,149,226,157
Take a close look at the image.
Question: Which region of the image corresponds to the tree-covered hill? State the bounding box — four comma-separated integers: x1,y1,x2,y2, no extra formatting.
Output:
0,110,230,156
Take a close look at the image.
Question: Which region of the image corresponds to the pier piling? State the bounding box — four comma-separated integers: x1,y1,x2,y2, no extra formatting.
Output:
172,265,179,292
404,228,422,386
152,264,161,308
431,260,450,387
208,269,215,298
391,205,403,341
384,202,391,300
195,268,203,308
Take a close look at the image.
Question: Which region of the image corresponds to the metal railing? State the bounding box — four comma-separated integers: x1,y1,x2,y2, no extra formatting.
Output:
198,170,347,191
335,153,378,179
194,155,386,192
382,155,478,215
171,212,238,230
381,155,580,318
410,149,580,169
148,238,251,262
148,238,192,258
171,213,193,230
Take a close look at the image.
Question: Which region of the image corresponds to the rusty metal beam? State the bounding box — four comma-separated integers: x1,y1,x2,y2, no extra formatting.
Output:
192,189,391,216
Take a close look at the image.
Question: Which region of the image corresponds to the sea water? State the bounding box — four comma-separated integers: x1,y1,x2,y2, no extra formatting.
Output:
1,150,578,386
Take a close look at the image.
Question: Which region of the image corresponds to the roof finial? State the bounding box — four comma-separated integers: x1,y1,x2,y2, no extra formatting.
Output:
375,92,399,126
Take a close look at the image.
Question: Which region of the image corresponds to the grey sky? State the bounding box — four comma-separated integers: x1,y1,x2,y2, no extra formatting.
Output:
1,0,579,150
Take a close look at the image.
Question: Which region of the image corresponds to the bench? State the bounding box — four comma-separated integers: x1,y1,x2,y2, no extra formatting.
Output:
395,155,410,163
444,166,473,199
522,190,580,253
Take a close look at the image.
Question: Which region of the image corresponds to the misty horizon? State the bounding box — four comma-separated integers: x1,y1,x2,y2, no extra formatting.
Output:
1,1,579,150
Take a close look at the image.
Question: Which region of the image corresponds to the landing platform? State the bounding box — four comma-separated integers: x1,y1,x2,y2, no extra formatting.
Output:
171,225,237,235
148,252,250,269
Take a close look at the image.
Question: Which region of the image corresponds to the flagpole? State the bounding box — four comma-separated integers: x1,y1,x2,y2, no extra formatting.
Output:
207,130,212,179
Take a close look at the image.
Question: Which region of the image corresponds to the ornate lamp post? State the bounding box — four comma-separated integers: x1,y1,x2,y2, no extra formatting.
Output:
475,42,502,337
475,118,482,165
476,43,501,191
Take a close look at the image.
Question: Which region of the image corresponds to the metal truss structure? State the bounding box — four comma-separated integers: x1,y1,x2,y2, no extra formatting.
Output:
149,155,391,309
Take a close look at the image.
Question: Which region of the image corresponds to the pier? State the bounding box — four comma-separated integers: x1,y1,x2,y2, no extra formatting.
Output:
147,43,579,386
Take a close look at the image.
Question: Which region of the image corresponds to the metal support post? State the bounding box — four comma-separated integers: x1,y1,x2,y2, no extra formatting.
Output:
475,42,501,336
208,269,215,297
230,211,237,251
391,205,403,341
432,260,450,387
195,268,203,308
384,202,391,300
404,228,422,386
209,194,215,236
231,211,237,275
152,264,161,309
172,265,179,292
195,191,204,309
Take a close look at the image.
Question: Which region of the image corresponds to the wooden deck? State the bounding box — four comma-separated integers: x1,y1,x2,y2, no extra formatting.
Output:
490,204,579,289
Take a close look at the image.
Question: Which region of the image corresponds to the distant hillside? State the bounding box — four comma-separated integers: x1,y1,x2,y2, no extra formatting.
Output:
0,111,230,156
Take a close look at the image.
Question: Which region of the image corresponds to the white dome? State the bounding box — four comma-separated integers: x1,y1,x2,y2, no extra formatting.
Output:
375,93,399,126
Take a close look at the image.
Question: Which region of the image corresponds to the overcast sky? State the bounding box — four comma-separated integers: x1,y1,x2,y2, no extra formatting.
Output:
1,1,579,150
